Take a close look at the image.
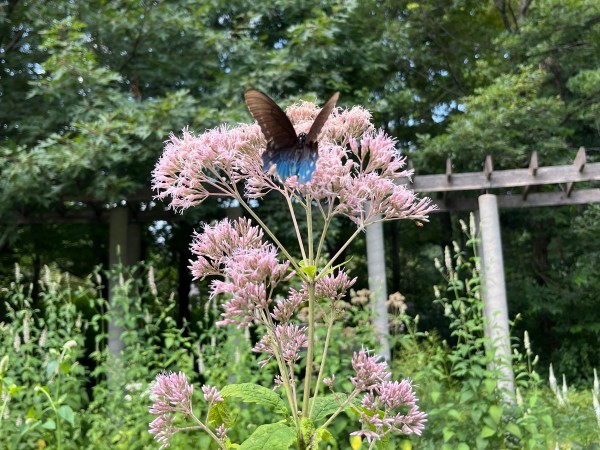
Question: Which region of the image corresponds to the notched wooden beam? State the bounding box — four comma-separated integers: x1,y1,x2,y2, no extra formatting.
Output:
484,155,493,181
523,152,538,200
566,147,587,196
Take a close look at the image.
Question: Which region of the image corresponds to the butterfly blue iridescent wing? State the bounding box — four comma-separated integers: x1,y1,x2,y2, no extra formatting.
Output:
244,89,339,183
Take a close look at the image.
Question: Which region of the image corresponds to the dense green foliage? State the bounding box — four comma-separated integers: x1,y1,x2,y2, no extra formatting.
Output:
1,0,600,442
1,252,598,448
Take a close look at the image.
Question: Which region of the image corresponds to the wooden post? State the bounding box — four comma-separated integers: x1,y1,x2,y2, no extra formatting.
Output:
108,206,129,359
478,194,515,397
366,215,391,361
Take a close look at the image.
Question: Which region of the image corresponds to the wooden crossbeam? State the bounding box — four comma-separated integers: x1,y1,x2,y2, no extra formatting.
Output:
522,151,538,200
566,147,587,197
6,150,600,225
433,188,600,212
484,155,493,181
399,161,600,193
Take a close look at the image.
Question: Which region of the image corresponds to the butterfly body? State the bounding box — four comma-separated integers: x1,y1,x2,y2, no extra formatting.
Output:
244,89,339,183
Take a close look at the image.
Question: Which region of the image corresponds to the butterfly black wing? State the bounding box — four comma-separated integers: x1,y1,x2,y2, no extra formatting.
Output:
244,89,340,183
244,89,298,150
305,92,339,144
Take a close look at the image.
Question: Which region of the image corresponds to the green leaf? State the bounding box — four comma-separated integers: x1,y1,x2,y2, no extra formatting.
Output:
480,426,495,438
42,419,57,430
300,265,317,278
505,423,522,438
482,379,496,394
469,408,483,424
483,416,497,430
487,405,502,425
317,258,352,280
315,428,333,443
447,409,461,420
442,427,455,442
208,398,235,428
57,405,75,426
541,415,553,428
475,436,488,450
300,417,314,447
239,423,297,450
311,395,342,422
221,383,288,415
46,360,59,378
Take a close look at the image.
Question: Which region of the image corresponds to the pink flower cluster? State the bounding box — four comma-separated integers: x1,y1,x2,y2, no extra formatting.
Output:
346,351,427,443
350,350,391,391
189,218,290,327
152,99,435,228
148,372,194,449
252,324,309,367
149,372,225,449
149,371,194,416
316,270,357,302
353,379,427,442
188,216,360,328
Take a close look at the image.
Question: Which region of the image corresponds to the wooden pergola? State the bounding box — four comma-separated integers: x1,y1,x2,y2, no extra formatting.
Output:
367,147,600,394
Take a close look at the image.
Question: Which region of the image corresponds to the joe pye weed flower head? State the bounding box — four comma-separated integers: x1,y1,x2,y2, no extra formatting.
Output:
149,95,433,448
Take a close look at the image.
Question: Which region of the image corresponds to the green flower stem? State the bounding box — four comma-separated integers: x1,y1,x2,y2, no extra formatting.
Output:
301,281,316,418
368,438,378,450
283,189,307,262
302,197,316,418
35,386,62,450
275,343,301,426
317,226,364,280
0,388,9,423
236,196,306,280
188,413,227,450
314,206,333,264
306,194,314,262
309,314,335,418
320,389,361,430
260,311,300,426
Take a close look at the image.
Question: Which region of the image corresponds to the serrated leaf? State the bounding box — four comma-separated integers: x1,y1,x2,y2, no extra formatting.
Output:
311,395,342,422
221,383,288,415
57,405,75,426
208,398,235,428
239,423,296,450
316,428,333,442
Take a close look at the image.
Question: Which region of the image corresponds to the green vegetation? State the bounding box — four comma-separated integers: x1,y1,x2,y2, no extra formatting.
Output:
1,231,599,448
1,0,600,447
